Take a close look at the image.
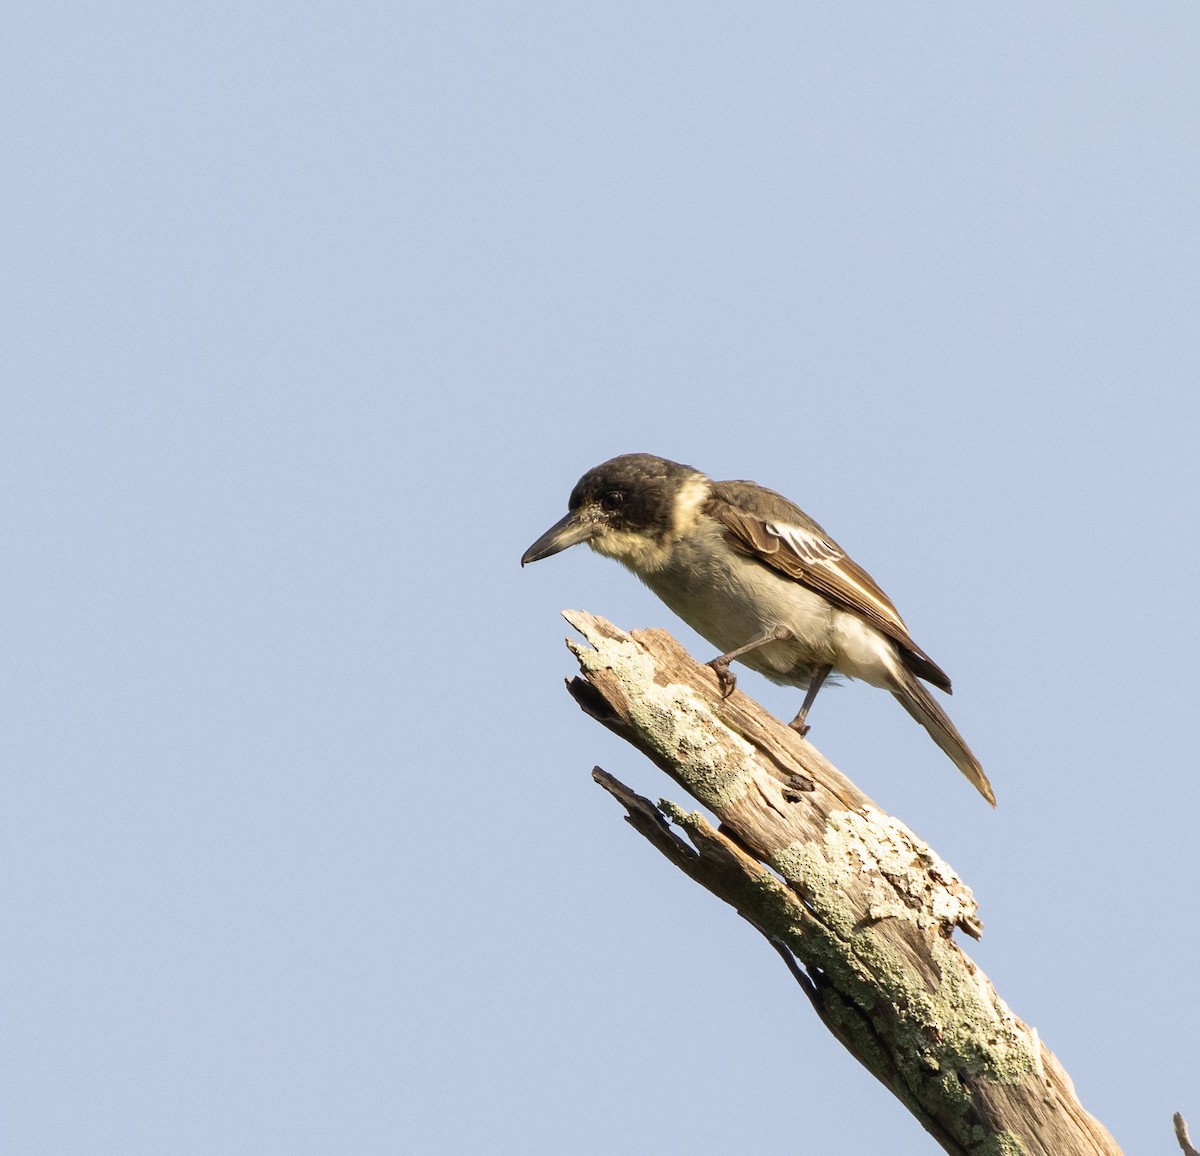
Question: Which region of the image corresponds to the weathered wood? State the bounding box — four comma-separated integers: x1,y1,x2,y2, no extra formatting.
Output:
1177,1113,1198,1156
564,610,1121,1156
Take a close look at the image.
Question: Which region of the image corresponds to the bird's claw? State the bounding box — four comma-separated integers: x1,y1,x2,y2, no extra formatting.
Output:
789,718,812,737
707,657,737,699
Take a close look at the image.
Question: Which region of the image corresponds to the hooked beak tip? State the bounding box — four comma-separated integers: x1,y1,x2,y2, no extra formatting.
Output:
521,512,595,567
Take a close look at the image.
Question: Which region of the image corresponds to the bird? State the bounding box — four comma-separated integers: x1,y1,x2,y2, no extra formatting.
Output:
521,452,994,805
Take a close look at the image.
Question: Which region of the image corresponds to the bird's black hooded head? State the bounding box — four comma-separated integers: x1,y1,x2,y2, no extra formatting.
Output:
521,453,705,569
568,454,699,540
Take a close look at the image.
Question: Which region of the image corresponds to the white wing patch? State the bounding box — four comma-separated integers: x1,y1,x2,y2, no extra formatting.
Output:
767,521,844,565
768,520,908,633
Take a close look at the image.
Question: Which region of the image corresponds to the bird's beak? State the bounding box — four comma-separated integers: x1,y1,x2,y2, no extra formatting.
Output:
521,511,595,566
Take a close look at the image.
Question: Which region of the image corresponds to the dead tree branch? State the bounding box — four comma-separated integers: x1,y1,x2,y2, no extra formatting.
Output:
564,610,1121,1156
1177,1113,1198,1156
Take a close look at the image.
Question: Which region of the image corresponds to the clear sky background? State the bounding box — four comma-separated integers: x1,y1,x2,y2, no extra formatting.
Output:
4,3,1198,1153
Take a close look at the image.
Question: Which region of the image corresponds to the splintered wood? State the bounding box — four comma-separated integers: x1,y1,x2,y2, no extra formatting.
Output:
563,610,1121,1156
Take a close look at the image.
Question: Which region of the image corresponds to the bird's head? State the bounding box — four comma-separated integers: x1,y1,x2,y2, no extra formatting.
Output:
521,453,706,574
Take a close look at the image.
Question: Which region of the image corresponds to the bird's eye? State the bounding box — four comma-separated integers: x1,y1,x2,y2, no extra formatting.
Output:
600,491,624,512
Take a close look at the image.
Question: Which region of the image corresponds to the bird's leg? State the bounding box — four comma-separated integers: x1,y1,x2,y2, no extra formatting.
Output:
789,664,832,736
706,626,794,700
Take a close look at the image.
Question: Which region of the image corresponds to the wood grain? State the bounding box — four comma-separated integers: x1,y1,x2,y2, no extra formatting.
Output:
564,610,1121,1156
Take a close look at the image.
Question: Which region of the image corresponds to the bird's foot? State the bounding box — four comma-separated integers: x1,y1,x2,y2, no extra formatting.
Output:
707,657,737,699
789,696,817,735
787,664,831,739
706,626,794,701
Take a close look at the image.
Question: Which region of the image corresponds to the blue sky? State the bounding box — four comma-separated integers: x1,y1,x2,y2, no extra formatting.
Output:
4,3,1198,1152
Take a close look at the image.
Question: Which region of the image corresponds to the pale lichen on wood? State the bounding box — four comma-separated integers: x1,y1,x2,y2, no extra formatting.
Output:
564,610,1122,1156
566,616,757,811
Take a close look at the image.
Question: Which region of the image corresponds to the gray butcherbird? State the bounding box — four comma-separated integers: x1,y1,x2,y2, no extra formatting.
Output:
521,453,994,805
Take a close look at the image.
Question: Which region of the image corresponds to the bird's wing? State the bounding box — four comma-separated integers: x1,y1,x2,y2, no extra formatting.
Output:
707,480,952,691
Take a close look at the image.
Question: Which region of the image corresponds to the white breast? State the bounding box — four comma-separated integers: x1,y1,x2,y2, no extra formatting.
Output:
634,521,822,681
630,516,901,690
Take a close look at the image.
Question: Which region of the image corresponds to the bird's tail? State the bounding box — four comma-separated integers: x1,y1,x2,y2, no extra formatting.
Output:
890,665,995,806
